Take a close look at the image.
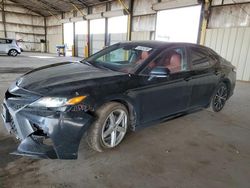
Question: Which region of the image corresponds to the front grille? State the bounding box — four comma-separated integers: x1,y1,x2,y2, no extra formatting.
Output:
7,100,26,111
31,123,47,137
5,90,21,100
5,90,34,111
10,115,18,136
11,103,25,111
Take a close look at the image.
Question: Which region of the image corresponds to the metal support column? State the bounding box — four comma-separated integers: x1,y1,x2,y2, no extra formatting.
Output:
73,21,76,56
61,13,64,45
199,0,211,45
128,0,134,41
118,0,133,41
1,0,7,38
105,2,111,47
44,17,47,52
86,7,91,57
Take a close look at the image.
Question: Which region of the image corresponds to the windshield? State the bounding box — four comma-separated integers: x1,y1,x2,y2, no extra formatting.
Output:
81,43,156,73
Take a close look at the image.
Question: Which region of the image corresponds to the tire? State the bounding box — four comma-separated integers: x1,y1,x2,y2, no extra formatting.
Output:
87,102,129,152
210,82,228,112
8,49,18,57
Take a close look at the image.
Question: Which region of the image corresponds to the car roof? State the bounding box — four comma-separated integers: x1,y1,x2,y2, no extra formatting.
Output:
0,38,15,40
118,40,207,50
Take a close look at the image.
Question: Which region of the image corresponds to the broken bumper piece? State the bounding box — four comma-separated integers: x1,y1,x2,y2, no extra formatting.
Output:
2,99,94,159
12,136,57,159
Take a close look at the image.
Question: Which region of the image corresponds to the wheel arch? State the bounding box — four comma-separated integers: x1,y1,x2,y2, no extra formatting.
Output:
220,78,231,99
109,99,137,131
8,49,18,55
8,48,18,52
207,78,232,108
92,97,137,131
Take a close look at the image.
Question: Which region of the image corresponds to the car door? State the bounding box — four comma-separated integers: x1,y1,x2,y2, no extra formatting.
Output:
129,47,193,125
0,39,7,53
187,46,221,108
6,39,13,51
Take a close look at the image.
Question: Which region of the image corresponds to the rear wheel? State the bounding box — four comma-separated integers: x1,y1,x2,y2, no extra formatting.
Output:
210,82,228,112
8,49,18,57
87,102,129,152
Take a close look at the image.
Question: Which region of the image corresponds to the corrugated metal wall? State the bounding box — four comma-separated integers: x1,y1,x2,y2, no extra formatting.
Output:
76,34,87,57
205,27,250,81
205,4,250,81
46,16,62,54
90,34,105,55
109,33,127,45
0,1,45,52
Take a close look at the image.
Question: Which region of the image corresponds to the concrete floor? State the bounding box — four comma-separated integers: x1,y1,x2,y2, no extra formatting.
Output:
0,52,81,73
0,52,250,188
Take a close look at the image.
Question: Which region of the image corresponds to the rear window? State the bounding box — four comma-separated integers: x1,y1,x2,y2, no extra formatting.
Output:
6,39,12,44
190,47,217,70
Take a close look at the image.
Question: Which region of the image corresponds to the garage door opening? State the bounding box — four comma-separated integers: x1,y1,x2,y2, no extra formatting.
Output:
75,21,88,57
90,19,105,55
63,23,74,56
108,16,128,45
156,5,202,43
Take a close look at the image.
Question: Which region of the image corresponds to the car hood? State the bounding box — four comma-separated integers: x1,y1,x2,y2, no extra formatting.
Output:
16,62,126,95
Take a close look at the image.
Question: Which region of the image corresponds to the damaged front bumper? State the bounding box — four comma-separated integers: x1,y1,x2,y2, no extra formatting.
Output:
1,89,94,159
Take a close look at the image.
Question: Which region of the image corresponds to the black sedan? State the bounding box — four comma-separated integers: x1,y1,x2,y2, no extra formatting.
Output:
1,41,236,159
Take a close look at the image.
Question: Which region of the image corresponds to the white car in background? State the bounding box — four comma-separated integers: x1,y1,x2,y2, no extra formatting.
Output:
0,38,21,56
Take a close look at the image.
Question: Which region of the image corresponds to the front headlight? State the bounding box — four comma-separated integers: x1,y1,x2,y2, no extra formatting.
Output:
30,96,87,108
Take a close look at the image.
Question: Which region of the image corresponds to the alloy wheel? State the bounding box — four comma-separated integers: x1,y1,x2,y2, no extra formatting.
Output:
101,109,127,148
10,50,17,56
213,85,228,112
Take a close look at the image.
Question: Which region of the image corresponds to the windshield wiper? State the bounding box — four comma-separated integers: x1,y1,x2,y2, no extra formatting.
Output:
82,61,93,66
94,64,114,71
81,60,115,72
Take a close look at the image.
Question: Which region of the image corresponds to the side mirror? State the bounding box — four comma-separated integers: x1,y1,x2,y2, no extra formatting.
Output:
149,66,170,78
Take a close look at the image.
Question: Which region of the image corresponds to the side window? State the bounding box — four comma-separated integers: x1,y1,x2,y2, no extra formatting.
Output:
190,47,216,70
6,39,12,44
143,47,187,75
0,39,6,44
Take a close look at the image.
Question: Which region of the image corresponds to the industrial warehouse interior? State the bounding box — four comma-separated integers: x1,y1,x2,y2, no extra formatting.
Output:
0,0,250,187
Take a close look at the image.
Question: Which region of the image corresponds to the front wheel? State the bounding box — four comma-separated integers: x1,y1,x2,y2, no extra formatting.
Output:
210,82,228,112
87,102,129,152
8,49,18,57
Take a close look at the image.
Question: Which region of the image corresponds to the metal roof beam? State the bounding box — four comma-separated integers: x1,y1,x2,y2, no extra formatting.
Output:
75,0,88,7
36,0,64,13
9,0,46,16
